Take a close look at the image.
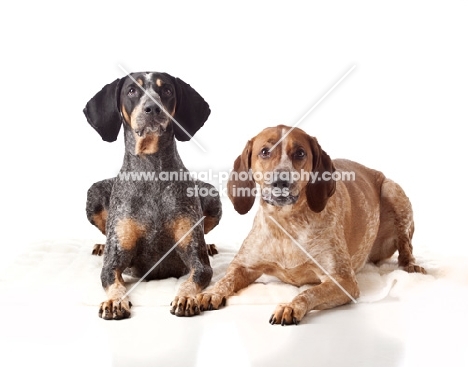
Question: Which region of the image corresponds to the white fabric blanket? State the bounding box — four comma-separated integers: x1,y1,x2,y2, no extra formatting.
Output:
1,239,465,309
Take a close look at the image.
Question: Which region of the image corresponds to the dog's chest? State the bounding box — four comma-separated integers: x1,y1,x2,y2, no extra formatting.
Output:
249,215,337,285
257,230,320,274
264,238,306,266
112,179,197,216
259,237,323,286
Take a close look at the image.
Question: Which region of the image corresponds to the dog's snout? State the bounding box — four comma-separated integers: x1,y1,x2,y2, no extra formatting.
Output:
272,180,290,189
144,104,162,115
267,170,294,189
262,169,299,206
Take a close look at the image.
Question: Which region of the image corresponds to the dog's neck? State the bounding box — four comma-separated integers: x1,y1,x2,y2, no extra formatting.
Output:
258,192,324,231
121,123,185,172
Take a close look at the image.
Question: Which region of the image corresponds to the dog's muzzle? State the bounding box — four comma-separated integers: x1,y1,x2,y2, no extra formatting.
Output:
261,176,299,207
134,99,170,137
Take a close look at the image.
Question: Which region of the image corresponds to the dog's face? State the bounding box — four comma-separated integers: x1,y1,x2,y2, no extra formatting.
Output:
120,73,176,139
119,73,178,155
250,126,313,207
84,71,211,148
227,125,336,214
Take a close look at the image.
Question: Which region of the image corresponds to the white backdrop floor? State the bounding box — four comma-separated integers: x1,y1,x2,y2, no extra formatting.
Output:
1,239,467,367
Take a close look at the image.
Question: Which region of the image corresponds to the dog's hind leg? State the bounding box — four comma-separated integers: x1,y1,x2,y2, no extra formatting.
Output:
86,178,114,255
198,180,222,256
370,179,426,274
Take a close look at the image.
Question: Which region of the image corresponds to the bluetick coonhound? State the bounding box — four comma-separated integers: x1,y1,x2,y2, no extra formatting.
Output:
197,125,425,325
84,72,222,320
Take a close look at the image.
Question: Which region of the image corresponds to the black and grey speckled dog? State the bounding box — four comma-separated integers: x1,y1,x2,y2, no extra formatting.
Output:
84,72,222,320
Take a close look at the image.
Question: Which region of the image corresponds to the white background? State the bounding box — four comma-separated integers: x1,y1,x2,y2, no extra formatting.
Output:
1,0,467,268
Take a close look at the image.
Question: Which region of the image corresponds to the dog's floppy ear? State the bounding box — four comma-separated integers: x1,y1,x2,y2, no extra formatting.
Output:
171,77,211,141
227,140,256,214
83,78,124,142
306,136,336,213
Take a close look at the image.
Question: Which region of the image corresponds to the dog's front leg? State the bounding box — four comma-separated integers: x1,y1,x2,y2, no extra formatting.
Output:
99,267,132,320
197,262,263,311
270,275,360,325
169,222,214,317
98,219,140,320
170,256,213,317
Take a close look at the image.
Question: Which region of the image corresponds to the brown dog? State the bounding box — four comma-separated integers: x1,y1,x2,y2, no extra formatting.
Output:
197,125,426,325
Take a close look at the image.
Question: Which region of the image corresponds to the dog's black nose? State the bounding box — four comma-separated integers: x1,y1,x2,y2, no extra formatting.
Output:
272,180,290,189
144,104,162,115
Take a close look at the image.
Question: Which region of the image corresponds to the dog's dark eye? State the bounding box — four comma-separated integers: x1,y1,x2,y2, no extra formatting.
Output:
294,149,306,159
162,87,173,97
128,87,137,97
260,148,271,158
